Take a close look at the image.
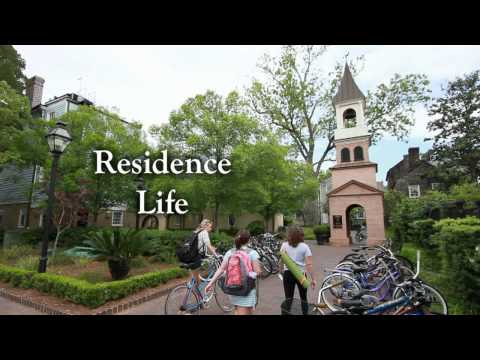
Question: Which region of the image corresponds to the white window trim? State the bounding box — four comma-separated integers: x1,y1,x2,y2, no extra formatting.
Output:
431,183,441,190
408,185,421,199
17,209,26,228
112,210,124,227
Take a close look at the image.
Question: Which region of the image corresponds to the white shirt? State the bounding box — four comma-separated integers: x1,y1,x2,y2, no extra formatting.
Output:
197,230,211,256
280,242,312,272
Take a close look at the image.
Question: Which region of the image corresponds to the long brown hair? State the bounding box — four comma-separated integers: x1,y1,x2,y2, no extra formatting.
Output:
287,225,304,248
235,229,250,249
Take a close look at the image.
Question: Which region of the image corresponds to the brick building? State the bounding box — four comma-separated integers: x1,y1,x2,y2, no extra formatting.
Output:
385,148,442,198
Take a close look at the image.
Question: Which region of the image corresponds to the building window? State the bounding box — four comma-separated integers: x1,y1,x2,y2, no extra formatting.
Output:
354,146,364,161
341,148,351,162
175,214,182,227
112,210,124,227
431,183,441,191
408,185,421,198
18,209,26,228
35,166,45,184
49,112,56,119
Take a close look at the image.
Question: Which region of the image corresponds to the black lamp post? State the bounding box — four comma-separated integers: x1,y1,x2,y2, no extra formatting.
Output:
135,175,145,230
38,121,72,273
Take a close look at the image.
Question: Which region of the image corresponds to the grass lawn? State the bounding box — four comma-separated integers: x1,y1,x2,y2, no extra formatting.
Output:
400,243,465,315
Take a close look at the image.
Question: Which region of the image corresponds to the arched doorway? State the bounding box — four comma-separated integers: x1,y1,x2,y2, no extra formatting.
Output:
346,204,367,245
142,215,159,229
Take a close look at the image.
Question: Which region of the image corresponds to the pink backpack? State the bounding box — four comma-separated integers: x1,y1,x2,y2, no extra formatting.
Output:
221,249,256,296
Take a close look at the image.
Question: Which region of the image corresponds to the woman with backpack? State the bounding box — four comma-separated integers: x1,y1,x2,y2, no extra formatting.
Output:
279,225,316,315
190,219,218,289
205,229,261,315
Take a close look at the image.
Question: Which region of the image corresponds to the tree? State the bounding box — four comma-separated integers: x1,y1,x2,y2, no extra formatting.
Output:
45,105,148,224
229,138,318,231
0,45,27,95
247,45,431,177
150,90,261,229
50,185,90,257
0,80,47,167
427,70,480,184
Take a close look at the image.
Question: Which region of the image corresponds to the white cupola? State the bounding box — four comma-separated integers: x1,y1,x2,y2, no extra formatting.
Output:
333,64,369,141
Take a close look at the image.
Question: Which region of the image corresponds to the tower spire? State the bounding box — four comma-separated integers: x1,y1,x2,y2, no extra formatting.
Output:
333,63,365,106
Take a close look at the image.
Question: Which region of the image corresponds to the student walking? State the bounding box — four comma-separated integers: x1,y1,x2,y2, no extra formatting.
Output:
205,230,262,315
279,225,316,315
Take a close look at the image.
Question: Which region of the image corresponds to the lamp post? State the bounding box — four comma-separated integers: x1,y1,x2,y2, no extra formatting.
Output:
135,175,145,230
38,121,72,273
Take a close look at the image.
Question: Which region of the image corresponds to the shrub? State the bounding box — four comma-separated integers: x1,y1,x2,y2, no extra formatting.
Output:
409,219,437,249
2,245,36,261
211,232,233,253
246,221,265,236
220,227,238,237
303,227,314,240
15,255,39,271
313,224,330,236
59,226,99,248
0,263,188,308
78,271,108,284
130,257,148,268
19,228,56,246
49,251,76,266
431,217,480,314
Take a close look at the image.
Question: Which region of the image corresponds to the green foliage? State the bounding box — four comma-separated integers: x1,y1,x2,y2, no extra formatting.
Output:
431,217,480,314
409,219,437,250
450,183,480,210
303,227,314,240
15,255,39,271
2,245,36,261
210,232,233,253
60,226,99,248
0,45,27,94
129,257,148,268
49,251,76,266
247,45,430,176
313,224,330,236
428,70,480,184
146,230,191,263
78,271,107,284
0,80,47,166
384,190,406,227
246,221,265,236
83,229,150,263
0,263,187,308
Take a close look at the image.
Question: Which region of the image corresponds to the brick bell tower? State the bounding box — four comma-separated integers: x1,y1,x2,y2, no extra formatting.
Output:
327,64,386,247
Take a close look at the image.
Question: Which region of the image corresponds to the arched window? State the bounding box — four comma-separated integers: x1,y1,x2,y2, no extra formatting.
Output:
341,148,351,162
343,108,357,128
354,146,364,161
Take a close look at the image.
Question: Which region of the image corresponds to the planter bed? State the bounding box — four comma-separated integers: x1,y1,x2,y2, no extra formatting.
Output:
0,264,188,311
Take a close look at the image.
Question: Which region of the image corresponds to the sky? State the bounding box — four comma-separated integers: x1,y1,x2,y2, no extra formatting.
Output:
14,45,480,182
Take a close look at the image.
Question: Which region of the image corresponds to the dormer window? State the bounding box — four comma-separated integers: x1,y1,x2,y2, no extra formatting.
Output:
343,109,357,128
341,148,351,162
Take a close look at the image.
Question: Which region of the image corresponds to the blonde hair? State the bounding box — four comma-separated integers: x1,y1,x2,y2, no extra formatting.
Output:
196,219,212,232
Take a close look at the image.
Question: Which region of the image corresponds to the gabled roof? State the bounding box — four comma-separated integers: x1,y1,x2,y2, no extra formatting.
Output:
333,63,366,106
327,179,383,197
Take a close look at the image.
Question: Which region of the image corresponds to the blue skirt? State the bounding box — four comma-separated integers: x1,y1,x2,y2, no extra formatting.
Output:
229,289,257,308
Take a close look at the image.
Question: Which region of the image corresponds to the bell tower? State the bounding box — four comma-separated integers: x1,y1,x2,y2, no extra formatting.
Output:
327,64,386,247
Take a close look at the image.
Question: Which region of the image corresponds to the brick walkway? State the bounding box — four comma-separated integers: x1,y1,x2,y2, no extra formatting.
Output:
0,296,45,315
120,241,352,315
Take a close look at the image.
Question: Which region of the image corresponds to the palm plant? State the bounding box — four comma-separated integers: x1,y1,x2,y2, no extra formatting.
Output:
83,228,150,280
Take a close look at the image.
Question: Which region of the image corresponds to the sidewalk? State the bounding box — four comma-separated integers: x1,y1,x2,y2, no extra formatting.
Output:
0,295,45,315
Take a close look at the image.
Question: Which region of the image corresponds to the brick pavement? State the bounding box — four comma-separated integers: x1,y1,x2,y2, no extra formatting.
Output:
0,296,45,315
120,241,352,315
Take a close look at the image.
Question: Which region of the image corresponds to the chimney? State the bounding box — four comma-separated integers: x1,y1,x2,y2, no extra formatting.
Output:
26,76,45,109
408,147,420,169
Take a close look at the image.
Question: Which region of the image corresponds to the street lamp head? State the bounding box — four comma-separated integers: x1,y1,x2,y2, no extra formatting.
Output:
46,121,72,154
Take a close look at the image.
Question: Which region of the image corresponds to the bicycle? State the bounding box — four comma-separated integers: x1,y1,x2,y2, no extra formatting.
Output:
164,254,234,315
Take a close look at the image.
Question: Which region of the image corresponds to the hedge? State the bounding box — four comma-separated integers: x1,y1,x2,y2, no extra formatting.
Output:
0,264,188,308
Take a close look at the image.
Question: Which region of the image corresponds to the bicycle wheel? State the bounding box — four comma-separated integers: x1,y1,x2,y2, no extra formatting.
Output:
164,285,201,315
267,254,280,274
393,282,448,315
199,258,217,282
320,273,362,312
214,278,234,313
259,256,273,278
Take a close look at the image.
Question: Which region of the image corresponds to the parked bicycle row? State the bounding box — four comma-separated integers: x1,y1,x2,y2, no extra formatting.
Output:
312,244,449,315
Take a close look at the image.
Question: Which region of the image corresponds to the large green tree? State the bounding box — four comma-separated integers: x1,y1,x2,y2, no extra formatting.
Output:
247,45,431,177
229,138,318,231
150,90,261,228
0,80,47,167
42,106,148,224
427,70,480,184
0,45,27,95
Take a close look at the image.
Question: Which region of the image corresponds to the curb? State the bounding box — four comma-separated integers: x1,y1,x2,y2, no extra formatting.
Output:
0,280,184,316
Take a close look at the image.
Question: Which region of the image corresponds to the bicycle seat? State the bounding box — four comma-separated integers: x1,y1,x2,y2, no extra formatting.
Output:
351,264,368,273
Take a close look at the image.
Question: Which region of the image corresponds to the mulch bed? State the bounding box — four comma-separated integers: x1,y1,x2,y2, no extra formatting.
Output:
0,275,189,315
